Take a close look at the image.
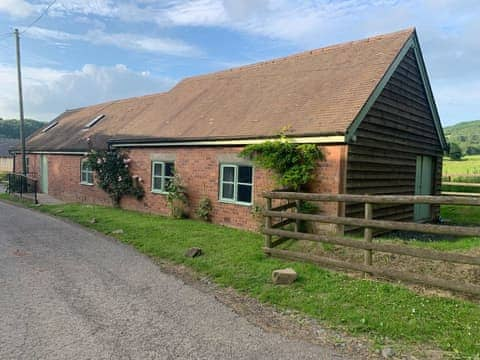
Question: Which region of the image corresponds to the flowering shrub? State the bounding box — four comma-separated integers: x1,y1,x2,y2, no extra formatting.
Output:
86,150,144,206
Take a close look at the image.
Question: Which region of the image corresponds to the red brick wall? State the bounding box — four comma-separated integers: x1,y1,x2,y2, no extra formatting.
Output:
20,153,111,205
16,145,346,231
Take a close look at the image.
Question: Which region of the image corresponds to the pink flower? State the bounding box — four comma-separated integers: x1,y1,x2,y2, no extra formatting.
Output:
125,165,128,168
97,159,102,164
138,177,143,183
123,158,131,164
118,176,122,181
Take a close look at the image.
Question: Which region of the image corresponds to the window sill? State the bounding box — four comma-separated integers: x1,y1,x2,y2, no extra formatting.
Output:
80,182,94,186
218,199,252,207
151,190,168,195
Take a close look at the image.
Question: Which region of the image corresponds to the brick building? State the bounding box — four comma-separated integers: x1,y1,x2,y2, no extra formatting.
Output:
13,29,446,231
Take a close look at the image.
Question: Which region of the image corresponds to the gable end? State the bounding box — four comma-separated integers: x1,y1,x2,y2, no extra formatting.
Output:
346,32,447,150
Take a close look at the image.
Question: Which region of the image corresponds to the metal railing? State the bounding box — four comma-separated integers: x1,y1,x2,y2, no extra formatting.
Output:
7,173,38,204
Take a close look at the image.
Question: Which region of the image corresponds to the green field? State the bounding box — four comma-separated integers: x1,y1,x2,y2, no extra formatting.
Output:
443,155,480,177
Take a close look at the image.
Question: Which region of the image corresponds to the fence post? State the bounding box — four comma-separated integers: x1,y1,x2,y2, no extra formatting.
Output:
294,200,301,233
265,197,272,249
34,179,38,204
364,202,373,277
19,175,23,199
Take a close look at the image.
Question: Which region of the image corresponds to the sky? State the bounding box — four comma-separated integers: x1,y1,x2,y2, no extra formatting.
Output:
0,0,479,126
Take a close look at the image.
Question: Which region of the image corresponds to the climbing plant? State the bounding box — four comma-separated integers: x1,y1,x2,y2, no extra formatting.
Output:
86,150,144,206
166,173,189,218
239,134,324,191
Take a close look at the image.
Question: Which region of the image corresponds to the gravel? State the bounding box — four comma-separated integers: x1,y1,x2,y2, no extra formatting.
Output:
0,201,347,359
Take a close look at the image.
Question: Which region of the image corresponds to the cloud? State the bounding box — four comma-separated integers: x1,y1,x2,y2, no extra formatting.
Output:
161,0,228,26
23,26,200,56
4,0,480,123
0,0,35,17
0,63,176,121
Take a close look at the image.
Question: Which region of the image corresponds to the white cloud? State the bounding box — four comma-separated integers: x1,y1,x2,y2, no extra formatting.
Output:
24,26,200,56
162,0,228,26
0,63,176,121
0,0,35,17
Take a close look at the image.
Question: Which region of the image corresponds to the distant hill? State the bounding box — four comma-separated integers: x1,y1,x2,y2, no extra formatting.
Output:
0,118,44,139
444,120,480,155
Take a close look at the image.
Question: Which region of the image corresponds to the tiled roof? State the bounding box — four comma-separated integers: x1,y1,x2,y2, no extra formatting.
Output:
26,28,414,151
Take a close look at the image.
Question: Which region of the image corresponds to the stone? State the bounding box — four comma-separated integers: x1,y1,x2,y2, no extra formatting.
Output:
381,347,395,358
111,229,124,234
185,247,202,258
272,268,297,285
89,218,97,224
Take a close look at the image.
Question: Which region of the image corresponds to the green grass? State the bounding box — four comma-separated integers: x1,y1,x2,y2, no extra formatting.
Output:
1,193,480,357
442,184,480,194
443,155,480,176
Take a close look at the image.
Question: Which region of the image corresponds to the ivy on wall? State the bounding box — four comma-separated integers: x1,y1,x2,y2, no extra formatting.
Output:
239,134,324,191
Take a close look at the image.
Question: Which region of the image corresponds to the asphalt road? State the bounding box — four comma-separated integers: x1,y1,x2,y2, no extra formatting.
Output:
0,201,345,360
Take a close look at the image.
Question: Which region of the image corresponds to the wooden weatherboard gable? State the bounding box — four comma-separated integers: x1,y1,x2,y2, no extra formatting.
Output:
345,31,447,150
345,35,445,223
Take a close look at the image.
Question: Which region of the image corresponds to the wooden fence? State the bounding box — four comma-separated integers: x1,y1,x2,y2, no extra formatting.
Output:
442,181,480,197
263,192,480,296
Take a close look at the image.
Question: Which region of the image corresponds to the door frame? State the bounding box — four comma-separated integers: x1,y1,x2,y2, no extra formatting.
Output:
39,154,48,194
413,155,433,221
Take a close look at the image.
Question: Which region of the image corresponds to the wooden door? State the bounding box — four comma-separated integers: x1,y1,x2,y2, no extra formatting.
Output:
39,155,48,194
414,155,433,221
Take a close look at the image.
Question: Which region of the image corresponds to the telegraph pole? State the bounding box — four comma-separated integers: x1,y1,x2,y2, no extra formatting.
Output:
15,28,27,176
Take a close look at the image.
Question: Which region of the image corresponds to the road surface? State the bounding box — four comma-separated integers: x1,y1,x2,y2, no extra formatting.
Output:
0,201,345,359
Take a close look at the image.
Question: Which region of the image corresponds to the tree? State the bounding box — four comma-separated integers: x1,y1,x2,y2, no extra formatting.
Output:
448,142,463,160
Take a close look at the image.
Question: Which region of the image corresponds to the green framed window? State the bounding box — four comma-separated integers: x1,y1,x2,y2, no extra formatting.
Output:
80,159,94,185
219,164,253,205
151,161,174,193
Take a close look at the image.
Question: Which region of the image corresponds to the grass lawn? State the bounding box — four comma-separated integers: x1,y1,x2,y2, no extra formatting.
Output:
1,193,479,357
443,155,480,177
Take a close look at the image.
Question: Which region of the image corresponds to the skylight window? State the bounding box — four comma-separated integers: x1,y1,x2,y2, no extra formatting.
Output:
83,114,105,129
42,121,58,133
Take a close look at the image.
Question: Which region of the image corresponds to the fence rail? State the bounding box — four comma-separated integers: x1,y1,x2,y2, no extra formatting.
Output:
7,173,38,204
441,180,480,197
263,192,480,296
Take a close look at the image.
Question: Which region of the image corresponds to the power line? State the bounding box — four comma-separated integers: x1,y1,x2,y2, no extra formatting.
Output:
21,0,57,34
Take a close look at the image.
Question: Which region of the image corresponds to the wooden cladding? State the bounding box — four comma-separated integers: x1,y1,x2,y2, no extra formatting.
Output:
346,48,443,222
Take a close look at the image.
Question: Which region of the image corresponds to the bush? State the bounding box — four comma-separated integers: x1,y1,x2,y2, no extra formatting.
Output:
87,150,144,206
166,174,188,218
195,197,213,221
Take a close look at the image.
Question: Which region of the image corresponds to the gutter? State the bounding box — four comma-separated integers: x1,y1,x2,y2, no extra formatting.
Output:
109,134,346,148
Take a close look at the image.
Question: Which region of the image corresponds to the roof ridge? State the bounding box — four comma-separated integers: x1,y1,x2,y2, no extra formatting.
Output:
180,28,415,83
62,92,167,114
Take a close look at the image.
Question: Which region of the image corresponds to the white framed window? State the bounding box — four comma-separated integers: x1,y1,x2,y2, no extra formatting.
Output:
80,159,94,185
151,161,174,193
219,164,253,205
